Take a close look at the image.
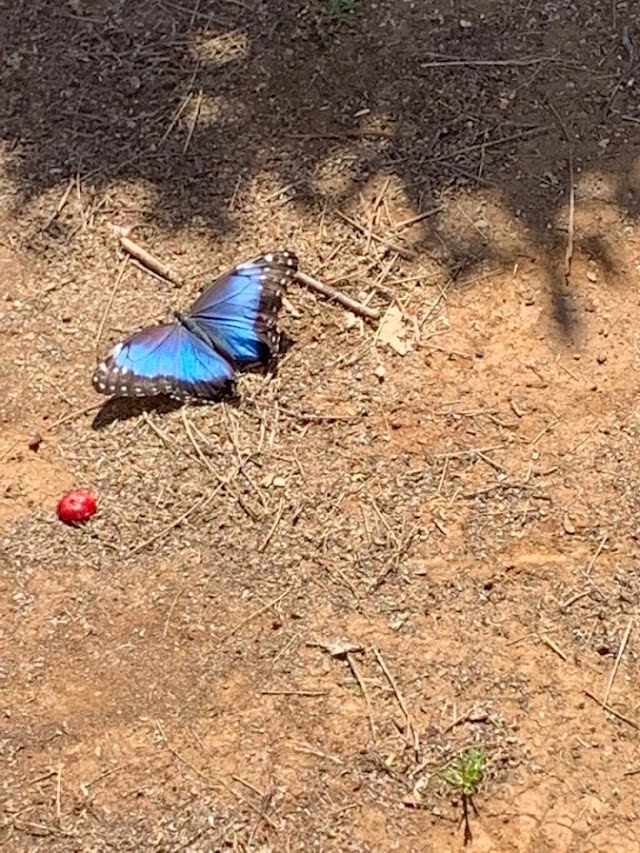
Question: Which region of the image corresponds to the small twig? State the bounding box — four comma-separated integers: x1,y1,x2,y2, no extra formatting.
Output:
394,205,444,231
75,173,88,231
442,707,473,735
433,456,449,498
288,129,391,142
564,151,575,281
346,651,377,743
290,742,343,764
232,776,265,799
478,128,489,178
160,92,193,145
163,586,187,638
583,690,640,730
118,234,185,287
294,270,380,320
0,435,24,463
556,358,581,383
372,647,419,759
179,410,222,480
603,618,634,706
188,0,201,27
84,764,128,788
418,280,451,329
434,518,447,536
431,126,550,163
260,689,328,697
28,769,59,786
220,582,294,643
55,766,62,824
264,181,302,203
540,634,567,661
507,627,559,647
524,419,557,445
475,450,506,473
560,590,592,609
365,177,391,253
221,406,269,509
184,89,203,153
435,445,504,460
426,343,472,359
441,707,489,734
546,98,571,143
585,533,608,576
41,404,103,434
228,173,242,211
40,177,75,233
419,55,559,69
155,720,214,781
94,257,129,356
258,497,286,553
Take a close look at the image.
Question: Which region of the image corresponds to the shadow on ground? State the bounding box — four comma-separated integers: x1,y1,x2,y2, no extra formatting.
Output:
2,0,639,335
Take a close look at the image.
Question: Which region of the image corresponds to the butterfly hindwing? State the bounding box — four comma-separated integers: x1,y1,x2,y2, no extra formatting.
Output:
92,323,235,401
187,251,298,366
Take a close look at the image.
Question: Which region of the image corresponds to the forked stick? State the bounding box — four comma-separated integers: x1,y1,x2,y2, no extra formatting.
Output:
294,270,379,320
118,235,185,287
116,231,380,321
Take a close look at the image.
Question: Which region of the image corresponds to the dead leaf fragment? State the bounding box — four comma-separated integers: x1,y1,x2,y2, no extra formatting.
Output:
378,305,415,355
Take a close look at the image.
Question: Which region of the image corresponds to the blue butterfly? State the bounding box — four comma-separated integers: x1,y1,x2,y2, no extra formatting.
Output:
93,251,298,401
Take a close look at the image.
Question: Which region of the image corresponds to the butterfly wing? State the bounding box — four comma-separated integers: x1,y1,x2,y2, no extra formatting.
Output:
186,251,298,367
92,322,235,401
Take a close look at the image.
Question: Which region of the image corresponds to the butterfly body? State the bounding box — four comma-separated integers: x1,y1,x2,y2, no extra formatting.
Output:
93,251,297,402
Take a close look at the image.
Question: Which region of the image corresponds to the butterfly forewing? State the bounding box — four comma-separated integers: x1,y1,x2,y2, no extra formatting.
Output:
187,251,298,366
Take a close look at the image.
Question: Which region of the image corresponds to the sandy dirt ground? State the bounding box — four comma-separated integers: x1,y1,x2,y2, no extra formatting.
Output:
2,1,640,850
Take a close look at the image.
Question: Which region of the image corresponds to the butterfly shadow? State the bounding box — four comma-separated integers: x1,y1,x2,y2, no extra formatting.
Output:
91,395,184,430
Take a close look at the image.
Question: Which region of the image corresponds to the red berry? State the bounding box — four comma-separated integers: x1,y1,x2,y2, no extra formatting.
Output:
57,489,98,526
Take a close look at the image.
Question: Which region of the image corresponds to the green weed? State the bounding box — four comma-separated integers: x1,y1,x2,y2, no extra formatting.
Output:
325,0,360,24
439,748,487,845
439,747,486,797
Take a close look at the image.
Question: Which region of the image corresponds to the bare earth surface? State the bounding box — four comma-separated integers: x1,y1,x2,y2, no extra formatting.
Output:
2,1,640,850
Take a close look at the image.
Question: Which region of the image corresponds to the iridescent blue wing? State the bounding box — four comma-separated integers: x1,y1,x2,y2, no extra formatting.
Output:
186,251,298,367
92,323,235,401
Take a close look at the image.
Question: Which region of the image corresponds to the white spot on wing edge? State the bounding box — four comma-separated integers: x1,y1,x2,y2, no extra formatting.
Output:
110,343,124,358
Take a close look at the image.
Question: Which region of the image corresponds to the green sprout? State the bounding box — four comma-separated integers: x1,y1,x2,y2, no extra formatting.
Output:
439,748,486,798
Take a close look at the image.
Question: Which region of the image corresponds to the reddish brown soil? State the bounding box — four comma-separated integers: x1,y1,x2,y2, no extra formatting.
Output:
2,2,640,850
